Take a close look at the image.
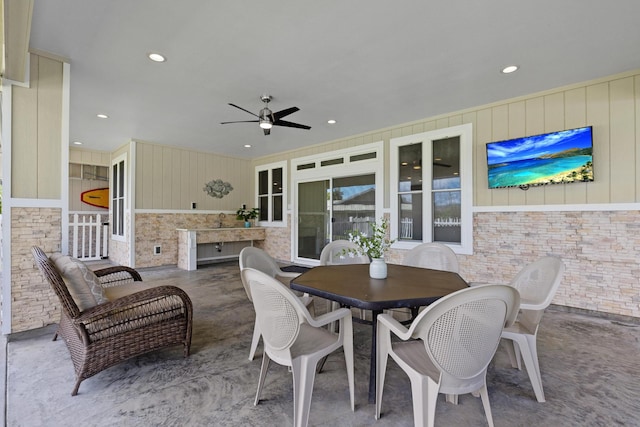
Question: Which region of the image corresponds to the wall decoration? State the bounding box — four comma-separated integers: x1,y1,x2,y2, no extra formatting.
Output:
203,179,233,198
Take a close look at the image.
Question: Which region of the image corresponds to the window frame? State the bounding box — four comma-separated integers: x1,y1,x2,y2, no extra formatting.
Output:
255,160,288,227
111,153,127,241
390,123,473,255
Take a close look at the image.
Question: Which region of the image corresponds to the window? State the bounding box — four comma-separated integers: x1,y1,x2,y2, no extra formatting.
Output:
111,154,126,239
390,123,473,254
255,161,287,226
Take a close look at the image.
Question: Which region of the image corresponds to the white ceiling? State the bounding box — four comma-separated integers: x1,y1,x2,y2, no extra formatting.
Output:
28,0,640,159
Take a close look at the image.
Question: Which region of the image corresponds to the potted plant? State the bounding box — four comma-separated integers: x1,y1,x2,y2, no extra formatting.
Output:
236,206,259,227
342,217,394,278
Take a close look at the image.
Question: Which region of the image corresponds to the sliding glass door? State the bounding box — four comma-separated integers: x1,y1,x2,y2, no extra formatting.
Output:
296,174,375,261
297,180,330,260
291,141,384,264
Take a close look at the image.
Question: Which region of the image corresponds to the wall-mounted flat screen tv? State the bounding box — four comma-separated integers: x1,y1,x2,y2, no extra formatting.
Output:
486,126,593,189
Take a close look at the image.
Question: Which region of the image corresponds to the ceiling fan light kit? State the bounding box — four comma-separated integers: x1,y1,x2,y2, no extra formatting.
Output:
259,120,272,130
221,94,310,135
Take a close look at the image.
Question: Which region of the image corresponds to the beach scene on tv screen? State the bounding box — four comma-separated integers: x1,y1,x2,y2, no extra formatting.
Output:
487,126,593,189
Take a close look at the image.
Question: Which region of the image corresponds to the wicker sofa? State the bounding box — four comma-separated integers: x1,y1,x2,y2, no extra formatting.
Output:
31,246,193,395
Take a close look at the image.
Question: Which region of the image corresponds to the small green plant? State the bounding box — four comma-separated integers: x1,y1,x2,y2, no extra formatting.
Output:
236,206,259,221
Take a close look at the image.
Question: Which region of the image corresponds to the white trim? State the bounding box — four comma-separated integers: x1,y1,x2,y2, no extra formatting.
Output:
61,62,71,255
390,123,473,255
1,82,14,334
8,199,64,208
129,141,136,267
473,203,640,213
135,209,239,214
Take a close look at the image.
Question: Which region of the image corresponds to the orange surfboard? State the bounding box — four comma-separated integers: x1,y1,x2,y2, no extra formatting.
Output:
81,188,109,209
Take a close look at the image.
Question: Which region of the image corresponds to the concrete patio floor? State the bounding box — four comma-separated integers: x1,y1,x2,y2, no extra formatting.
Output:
3,262,640,426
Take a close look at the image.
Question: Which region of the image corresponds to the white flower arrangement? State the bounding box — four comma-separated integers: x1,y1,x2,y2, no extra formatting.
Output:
343,217,394,259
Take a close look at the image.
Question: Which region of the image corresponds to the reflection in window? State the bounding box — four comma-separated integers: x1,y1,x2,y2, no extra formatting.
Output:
432,137,461,243
398,144,423,241
112,157,126,238
332,174,376,241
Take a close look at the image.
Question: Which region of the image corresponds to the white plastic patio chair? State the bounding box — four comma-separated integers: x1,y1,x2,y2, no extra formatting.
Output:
242,268,355,427
501,256,565,402
402,242,460,273
319,240,370,323
393,242,461,320
239,247,314,360
375,284,519,427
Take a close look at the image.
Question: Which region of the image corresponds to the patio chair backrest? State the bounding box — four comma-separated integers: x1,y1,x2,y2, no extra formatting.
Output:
32,246,81,319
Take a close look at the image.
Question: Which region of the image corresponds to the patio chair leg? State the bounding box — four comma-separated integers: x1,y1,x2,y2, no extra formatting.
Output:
72,379,82,396
317,355,329,373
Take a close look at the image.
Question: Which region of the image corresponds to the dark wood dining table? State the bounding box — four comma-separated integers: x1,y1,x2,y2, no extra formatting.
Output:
290,263,469,403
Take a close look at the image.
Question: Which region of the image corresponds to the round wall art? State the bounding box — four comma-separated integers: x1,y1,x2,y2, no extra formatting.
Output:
203,179,233,198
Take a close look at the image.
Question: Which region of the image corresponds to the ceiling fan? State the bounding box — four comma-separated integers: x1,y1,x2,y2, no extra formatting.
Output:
220,95,311,135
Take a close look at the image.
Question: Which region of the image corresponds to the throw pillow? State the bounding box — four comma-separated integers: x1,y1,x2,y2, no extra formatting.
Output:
52,254,108,311
69,258,108,306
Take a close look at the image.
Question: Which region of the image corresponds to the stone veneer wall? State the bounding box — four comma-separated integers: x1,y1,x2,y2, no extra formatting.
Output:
457,210,640,318
260,211,639,318
387,210,639,318
10,207,62,332
254,221,294,262
135,213,245,268
131,210,638,318
108,212,131,266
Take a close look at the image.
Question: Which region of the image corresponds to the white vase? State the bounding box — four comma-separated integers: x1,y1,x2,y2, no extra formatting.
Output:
369,257,387,279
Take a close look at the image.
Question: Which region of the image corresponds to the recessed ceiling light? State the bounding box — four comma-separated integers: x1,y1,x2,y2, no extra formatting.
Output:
244,144,252,148
73,141,82,145
97,114,108,119
327,119,336,124
148,52,166,63
502,65,519,74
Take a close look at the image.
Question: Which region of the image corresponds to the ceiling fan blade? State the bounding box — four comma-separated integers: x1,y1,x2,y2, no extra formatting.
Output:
273,106,299,121
273,119,311,130
228,103,259,118
220,120,259,124
263,128,271,136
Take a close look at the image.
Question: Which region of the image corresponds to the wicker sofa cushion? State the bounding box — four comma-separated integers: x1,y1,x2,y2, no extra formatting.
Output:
50,253,108,311
102,281,160,301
